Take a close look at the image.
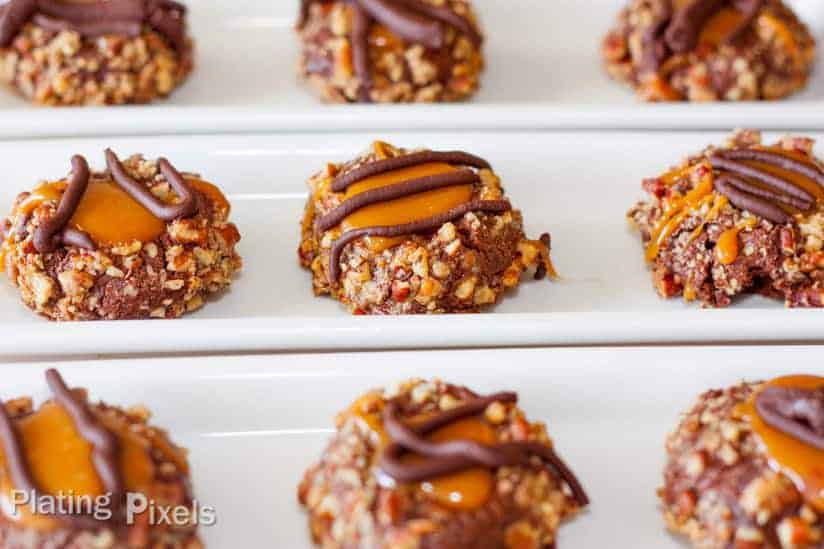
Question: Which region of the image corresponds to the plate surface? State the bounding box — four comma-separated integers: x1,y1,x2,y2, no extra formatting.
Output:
0,346,813,547
0,0,822,137
2,130,824,357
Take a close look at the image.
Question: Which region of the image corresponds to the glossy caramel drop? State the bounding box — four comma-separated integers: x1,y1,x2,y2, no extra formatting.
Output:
411,417,496,511
341,162,472,252
0,400,155,530
715,218,756,265
737,375,824,512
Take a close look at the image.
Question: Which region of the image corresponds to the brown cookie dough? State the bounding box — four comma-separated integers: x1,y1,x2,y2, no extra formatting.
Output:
661,375,824,549
602,0,815,101
0,369,202,548
0,0,193,106
628,130,824,308
296,0,483,103
298,378,588,549
0,150,241,320
298,141,554,314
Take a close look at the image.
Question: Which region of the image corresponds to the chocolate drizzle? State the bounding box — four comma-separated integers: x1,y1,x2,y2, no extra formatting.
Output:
329,199,510,281
708,148,823,224
756,386,824,451
45,369,124,500
31,151,197,253
318,170,479,231
331,150,490,192
105,149,197,221
378,391,590,506
298,0,481,101
0,369,123,528
324,149,504,282
0,0,187,50
641,0,763,72
33,155,95,253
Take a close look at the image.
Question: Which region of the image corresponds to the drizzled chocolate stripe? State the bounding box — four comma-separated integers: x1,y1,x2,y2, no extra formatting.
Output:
0,0,186,50
45,369,124,500
715,175,791,224
641,0,763,73
756,386,824,450
378,391,589,506
716,148,824,190
665,0,725,53
397,0,482,47
350,3,372,103
105,148,197,221
32,13,141,37
33,155,95,253
721,173,812,210
710,155,814,205
0,0,35,47
328,199,510,281
317,170,479,231
0,370,121,529
31,151,196,253
332,150,491,192
0,399,39,500
358,0,444,50
298,0,480,101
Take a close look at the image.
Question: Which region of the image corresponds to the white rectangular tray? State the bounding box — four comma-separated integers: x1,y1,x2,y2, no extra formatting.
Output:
1,346,814,547
3,130,824,357
0,0,823,138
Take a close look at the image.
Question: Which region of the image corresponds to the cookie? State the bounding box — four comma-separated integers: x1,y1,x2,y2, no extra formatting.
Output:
0,369,202,548
602,0,815,101
298,141,554,314
298,378,589,548
0,150,241,320
628,130,824,307
296,0,483,103
0,0,193,105
661,374,823,548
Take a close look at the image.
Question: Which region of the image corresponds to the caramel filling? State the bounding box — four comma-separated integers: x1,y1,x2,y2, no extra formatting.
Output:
340,162,472,252
355,405,497,511
7,177,224,249
736,375,824,512
404,417,495,511
698,7,744,47
0,401,154,530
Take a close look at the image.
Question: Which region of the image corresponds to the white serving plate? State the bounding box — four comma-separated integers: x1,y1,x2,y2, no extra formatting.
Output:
2,130,824,357
0,0,823,138
0,345,815,547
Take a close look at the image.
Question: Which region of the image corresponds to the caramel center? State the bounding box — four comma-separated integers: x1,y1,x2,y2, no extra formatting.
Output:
407,417,496,511
13,177,224,248
340,162,472,252
0,401,154,530
737,375,824,512
698,7,744,47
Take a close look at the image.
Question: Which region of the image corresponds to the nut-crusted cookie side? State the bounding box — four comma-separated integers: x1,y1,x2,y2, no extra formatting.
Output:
298,141,553,314
0,370,202,549
628,130,824,308
297,0,483,103
298,379,586,549
661,379,824,549
602,0,815,102
0,20,193,106
1,154,241,320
